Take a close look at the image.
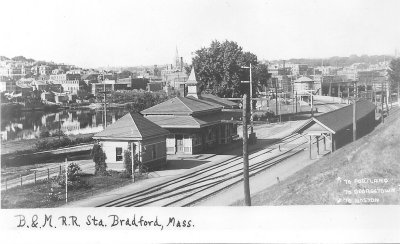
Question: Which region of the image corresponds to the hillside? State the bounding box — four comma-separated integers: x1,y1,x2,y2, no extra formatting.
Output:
235,108,400,205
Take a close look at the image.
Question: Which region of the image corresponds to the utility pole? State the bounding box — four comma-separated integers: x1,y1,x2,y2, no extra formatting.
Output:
381,81,384,123
275,83,278,119
98,73,107,129
65,157,68,203
385,81,389,116
58,114,61,140
242,94,251,206
131,141,135,182
240,64,254,140
311,91,314,117
292,78,295,114
249,63,253,134
103,82,107,128
353,81,357,142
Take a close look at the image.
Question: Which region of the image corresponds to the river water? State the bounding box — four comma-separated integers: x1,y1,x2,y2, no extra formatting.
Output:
1,108,131,142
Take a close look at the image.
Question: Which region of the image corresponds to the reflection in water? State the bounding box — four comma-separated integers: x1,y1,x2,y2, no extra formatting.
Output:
1,108,130,141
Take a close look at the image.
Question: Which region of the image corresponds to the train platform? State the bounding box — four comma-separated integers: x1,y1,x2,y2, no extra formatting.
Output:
65,120,308,207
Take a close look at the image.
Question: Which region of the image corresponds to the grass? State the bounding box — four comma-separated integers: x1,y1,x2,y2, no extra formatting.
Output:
1,170,133,208
234,108,400,205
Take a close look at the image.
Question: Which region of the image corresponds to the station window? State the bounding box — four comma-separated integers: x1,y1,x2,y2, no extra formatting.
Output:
116,147,123,161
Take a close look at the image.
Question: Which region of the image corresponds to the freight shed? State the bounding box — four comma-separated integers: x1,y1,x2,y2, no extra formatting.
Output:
296,100,376,158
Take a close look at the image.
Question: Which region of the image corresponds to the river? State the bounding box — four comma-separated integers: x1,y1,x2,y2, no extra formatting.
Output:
1,108,131,142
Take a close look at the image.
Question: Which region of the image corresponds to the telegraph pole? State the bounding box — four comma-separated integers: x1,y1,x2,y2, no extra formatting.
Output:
275,84,278,118
381,81,384,123
385,81,389,116
353,81,357,142
311,91,314,117
65,157,68,203
98,73,107,129
241,64,256,143
241,64,254,134
242,94,251,206
249,63,253,134
103,82,107,128
131,141,135,182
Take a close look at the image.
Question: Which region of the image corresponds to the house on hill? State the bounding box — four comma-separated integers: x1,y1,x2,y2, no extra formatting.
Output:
141,67,239,155
296,99,376,154
93,112,170,171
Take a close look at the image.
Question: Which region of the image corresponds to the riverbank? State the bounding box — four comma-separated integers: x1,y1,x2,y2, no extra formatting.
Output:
1,133,94,155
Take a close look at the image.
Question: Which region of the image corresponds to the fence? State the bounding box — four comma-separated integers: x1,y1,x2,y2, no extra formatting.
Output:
2,164,65,190
1,161,152,207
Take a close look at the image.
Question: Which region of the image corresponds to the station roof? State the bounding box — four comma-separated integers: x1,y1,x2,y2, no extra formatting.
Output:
141,96,223,116
198,93,238,108
93,112,169,141
145,112,236,128
296,99,376,134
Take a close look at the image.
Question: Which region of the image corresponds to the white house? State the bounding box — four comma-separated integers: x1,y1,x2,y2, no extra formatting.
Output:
93,112,170,171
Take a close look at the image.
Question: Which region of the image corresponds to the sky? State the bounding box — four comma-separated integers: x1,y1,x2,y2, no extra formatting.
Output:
1,0,400,68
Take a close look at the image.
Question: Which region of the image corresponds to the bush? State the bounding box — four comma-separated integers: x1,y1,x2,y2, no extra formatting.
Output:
39,130,51,138
34,136,93,151
51,130,65,137
91,144,107,175
124,146,133,175
56,163,89,190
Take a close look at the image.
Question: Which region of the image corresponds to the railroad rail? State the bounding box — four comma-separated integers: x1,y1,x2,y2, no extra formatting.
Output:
97,133,310,207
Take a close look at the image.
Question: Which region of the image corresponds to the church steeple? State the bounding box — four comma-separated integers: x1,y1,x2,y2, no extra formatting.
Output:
175,46,180,69
186,67,200,99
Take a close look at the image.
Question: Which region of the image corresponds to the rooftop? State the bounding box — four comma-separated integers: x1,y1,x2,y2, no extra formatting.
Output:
93,112,169,141
295,76,313,83
296,99,376,134
141,96,222,116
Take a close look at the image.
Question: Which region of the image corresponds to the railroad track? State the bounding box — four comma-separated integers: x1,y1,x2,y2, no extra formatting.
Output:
383,105,400,124
97,133,309,207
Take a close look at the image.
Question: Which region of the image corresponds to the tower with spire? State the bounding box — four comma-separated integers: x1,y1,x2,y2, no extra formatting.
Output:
186,67,200,99
175,46,181,70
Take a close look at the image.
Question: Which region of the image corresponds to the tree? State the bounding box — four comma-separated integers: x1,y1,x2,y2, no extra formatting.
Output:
252,63,271,93
190,40,269,98
118,70,133,79
91,143,107,175
388,58,400,93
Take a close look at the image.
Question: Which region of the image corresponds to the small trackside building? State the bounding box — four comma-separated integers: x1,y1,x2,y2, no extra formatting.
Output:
93,112,170,171
296,99,376,154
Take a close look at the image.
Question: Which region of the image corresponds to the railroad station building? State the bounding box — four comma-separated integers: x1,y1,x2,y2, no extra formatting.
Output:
296,99,376,157
93,112,170,170
141,68,240,155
